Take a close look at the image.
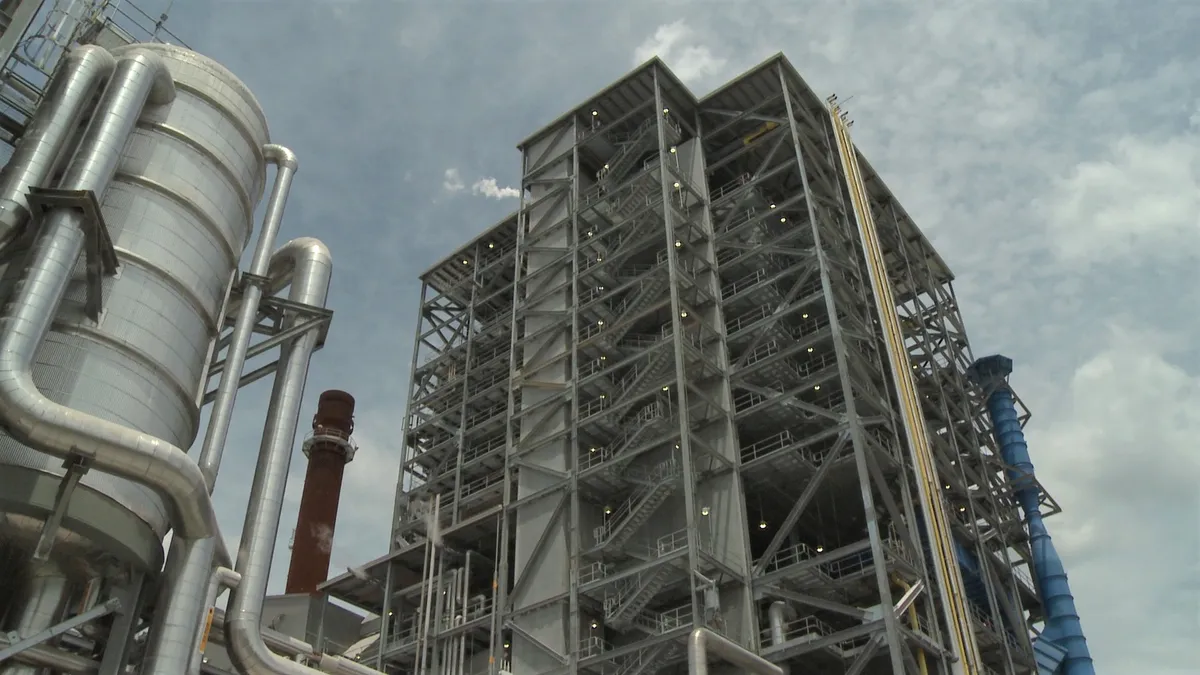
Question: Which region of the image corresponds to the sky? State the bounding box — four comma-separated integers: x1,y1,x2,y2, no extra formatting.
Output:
137,0,1199,673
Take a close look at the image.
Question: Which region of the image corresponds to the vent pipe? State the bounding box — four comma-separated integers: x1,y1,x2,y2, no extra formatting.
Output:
967,355,1094,675
284,389,357,595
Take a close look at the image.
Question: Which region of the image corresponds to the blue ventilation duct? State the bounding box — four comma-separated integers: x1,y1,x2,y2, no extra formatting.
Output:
967,355,1095,675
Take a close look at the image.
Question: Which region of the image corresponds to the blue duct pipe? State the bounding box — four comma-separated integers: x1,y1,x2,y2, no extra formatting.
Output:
967,355,1094,675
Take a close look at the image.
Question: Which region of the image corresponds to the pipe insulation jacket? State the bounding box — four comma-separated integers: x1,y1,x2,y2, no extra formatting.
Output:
224,238,384,675
0,45,115,248
144,144,299,675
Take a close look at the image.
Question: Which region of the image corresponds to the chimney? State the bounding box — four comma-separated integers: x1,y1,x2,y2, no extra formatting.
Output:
285,389,357,595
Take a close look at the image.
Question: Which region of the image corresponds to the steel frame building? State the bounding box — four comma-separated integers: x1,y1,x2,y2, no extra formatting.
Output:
322,54,1067,675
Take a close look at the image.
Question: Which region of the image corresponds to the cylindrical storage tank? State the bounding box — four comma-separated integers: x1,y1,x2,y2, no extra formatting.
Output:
0,43,270,577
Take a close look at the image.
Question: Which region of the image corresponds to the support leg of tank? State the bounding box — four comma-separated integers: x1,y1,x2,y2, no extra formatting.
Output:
97,573,145,675
0,596,120,661
30,456,90,560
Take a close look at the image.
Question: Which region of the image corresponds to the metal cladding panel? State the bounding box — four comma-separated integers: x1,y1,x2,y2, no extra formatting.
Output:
0,43,270,540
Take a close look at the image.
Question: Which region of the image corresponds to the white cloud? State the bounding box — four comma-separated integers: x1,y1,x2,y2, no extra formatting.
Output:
1027,325,1200,673
1039,127,1200,266
442,167,465,192
470,177,520,200
443,168,520,199
632,20,729,87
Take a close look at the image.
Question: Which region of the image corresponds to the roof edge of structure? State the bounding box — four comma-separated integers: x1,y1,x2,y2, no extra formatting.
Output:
419,210,519,282
516,56,697,152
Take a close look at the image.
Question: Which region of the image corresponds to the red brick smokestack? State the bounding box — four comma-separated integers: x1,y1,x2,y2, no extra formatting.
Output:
285,389,357,595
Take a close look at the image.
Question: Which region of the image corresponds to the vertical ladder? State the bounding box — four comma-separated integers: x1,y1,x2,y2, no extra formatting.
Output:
828,103,983,675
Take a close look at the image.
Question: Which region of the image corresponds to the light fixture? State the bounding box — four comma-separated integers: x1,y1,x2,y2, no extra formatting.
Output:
663,107,669,114
462,259,469,265
603,164,609,170
673,181,681,188
604,505,612,515
590,447,597,453
959,506,966,512
670,146,677,154
814,385,821,391
680,311,688,318
759,520,767,529
504,642,511,649
597,319,604,326
801,313,808,319
600,394,606,399
816,545,824,553
599,355,606,361
675,240,682,248
700,506,710,516
597,255,603,262
780,217,786,222
807,347,814,353
592,110,598,116
591,621,599,629
488,242,495,249
662,385,670,391
769,203,776,209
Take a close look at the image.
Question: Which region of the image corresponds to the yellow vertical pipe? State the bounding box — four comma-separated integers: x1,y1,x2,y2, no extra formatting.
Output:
828,104,981,675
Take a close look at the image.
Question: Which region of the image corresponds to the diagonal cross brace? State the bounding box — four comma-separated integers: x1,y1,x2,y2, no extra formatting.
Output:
0,597,121,662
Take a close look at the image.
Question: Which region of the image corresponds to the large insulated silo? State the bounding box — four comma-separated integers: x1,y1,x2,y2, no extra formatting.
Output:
0,41,270,631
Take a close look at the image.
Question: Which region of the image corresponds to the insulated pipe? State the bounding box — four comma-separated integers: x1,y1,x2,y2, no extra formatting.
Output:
224,239,384,675
687,627,783,675
0,45,115,247
0,49,221,541
968,355,1094,675
186,567,243,675
144,143,299,675
766,602,791,675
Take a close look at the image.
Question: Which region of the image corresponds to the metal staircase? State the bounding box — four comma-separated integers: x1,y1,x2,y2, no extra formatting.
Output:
600,119,658,186
580,400,672,476
599,117,683,190
603,564,674,629
610,643,677,675
592,459,681,551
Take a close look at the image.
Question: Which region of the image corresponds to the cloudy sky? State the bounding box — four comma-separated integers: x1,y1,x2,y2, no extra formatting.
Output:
146,0,1198,672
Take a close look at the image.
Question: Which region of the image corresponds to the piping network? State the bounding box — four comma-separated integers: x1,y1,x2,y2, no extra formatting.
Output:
968,355,1094,675
829,103,983,675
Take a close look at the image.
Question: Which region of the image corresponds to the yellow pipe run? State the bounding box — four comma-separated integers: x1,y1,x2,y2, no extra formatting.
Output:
893,575,930,675
828,104,981,675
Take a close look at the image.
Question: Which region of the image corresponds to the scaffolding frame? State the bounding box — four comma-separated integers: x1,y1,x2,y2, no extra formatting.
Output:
323,54,1059,675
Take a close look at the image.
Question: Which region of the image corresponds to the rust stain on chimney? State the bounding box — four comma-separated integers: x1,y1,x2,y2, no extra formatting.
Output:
285,389,356,595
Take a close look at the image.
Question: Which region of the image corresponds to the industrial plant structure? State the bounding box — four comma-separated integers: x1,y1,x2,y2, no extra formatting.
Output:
0,1,1092,675
320,56,1094,675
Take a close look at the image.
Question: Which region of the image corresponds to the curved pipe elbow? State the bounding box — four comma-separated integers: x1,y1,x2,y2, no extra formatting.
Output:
268,237,333,303
226,618,314,675
688,627,783,675
263,144,299,171
0,365,217,539
114,47,177,105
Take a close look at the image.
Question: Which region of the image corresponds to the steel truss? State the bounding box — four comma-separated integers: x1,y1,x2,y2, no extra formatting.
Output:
362,55,1053,675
